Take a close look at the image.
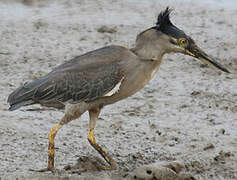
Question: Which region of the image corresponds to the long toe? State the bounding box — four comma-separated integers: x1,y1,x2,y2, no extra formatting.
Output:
29,167,50,172
96,163,117,171
99,159,119,171
29,167,63,174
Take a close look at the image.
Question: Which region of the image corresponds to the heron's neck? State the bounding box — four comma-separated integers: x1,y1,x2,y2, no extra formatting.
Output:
130,45,164,61
130,34,165,61
130,28,169,61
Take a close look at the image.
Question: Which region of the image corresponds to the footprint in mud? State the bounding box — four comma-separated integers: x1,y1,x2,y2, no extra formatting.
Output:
63,156,110,174
129,161,196,180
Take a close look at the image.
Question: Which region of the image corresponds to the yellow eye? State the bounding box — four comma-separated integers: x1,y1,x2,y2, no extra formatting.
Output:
179,38,187,45
179,38,188,47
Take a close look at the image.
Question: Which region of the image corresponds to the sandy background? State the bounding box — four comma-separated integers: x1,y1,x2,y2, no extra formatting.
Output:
0,0,237,179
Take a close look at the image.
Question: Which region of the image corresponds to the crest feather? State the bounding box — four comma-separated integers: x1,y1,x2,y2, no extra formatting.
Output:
156,7,173,31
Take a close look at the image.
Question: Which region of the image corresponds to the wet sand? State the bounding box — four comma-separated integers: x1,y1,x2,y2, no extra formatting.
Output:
0,0,237,179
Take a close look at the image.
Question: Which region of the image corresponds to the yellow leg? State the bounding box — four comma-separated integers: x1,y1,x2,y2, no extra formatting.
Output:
30,122,62,173
48,123,62,171
88,108,118,170
30,110,84,173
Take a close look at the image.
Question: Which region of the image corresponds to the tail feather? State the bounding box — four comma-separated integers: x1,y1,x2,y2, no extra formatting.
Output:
7,77,48,111
8,100,34,111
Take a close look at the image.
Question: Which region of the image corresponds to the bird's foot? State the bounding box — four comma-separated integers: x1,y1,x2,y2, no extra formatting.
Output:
98,164,117,170
103,154,119,170
95,157,118,171
29,167,63,174
64,156,118,173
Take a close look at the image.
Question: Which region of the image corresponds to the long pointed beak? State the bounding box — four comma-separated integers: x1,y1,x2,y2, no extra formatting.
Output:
185,45,230,73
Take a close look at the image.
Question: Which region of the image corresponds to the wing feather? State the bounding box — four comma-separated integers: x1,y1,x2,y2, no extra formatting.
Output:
8,46,127,110
32,62,124,104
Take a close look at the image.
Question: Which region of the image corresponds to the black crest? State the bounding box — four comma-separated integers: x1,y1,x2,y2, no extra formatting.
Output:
156,7,173,31
156,7,186,39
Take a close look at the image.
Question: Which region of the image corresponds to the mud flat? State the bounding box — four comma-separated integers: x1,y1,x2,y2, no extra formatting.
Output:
0,0,236,179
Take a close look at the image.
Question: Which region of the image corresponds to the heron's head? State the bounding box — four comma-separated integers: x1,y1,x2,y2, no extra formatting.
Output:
134,7,229,73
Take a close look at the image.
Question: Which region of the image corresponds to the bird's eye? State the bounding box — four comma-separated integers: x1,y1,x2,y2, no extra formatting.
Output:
179,38,188,48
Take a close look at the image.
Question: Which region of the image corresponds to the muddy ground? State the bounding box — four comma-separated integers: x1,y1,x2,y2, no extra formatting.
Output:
0,0,237,179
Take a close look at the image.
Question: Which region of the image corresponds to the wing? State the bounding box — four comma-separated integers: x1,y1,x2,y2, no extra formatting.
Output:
8,46,129,110
33,62,124,104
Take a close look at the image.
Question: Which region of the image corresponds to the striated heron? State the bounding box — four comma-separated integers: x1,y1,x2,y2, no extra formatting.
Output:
8,7,229,172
